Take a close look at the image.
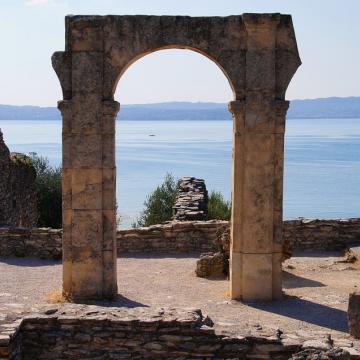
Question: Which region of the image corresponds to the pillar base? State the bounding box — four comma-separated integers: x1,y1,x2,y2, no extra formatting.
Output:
230,252,283,301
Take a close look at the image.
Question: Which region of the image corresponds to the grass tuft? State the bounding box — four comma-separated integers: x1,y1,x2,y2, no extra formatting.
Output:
45,289,68,304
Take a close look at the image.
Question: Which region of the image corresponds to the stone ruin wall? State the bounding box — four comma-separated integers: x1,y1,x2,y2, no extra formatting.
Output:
0,130,37,228
0,218,360,260
1,305,354,360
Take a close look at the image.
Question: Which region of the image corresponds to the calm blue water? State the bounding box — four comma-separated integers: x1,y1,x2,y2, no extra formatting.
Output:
0,118,359,228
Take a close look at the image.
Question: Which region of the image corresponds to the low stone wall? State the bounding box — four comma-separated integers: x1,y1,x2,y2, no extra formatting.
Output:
0,305,354,359
118,218,360,253
117,220,227,253
0,227,62,259
0,218,359,259
284,218,360,251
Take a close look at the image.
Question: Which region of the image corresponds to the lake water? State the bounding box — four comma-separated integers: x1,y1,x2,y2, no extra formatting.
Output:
0,118,359,228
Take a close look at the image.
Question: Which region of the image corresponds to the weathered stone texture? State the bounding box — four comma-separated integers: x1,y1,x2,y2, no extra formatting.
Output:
0,227,62,259
196,251,227,277
291,348,350,360
173,177,208,221
1,304,353,360
348,292,360,339
0,218,359,260
118,220,227,254
0,130,37,228
53,13,301,300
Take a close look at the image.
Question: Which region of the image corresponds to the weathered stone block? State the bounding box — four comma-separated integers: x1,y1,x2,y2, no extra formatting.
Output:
72,52,103,94
71,256,104,300
71,210,102,251
71,134,103,168
102,249,117,298
71,168,102,210
102,168,116,210
348,292,360,339
241,133,275,254
103,209,116,251
102,134,115,167
242,253,273,301
196,252,226,278
68,16,104,51
102,101,119,134
71,94,102,133
62,168,72,210
62,134,72,168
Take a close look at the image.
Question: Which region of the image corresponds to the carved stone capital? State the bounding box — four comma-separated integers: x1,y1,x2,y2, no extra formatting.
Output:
102,100,120,134
57,100,72,115
228,100,245,135
58,100,72,134
52,51,72,100
229,98,290,134
102,100,120,116
273,99,289,134
274,99,289,118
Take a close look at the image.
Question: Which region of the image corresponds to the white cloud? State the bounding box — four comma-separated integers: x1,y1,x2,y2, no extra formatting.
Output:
25,0,53,6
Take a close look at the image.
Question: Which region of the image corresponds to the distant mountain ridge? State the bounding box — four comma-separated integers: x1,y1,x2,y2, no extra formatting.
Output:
1,97,360,120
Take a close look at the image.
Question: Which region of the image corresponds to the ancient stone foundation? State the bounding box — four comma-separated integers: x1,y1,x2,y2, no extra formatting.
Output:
0,218,359,260
0,305,354,360
173,177,208,221
0,130,37,228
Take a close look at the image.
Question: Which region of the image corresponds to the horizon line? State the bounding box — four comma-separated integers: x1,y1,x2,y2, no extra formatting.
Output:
2,95,360,109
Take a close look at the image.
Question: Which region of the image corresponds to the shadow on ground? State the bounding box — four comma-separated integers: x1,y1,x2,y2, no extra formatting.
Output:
0,257,60,267
283,271,326,288
82,295,149,308
291,251,343,258
119,253,201,259
248,296,347,332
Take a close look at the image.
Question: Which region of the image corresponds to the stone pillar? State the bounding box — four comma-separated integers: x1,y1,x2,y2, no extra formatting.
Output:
59,50,119,300
228,98,288,301
228,13,289,301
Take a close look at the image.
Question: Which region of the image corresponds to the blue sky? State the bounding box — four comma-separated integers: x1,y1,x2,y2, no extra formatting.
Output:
1,0,360,106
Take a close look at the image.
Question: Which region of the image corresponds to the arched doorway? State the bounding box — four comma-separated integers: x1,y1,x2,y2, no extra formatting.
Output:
114,48,234,229
52,13,301,301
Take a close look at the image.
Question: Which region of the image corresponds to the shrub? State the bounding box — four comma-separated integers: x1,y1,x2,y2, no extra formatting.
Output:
133,173,177,227
207,191,231,221
29,153,62,228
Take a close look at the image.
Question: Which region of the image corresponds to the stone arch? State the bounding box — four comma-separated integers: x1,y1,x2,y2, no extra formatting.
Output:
52,13,301,301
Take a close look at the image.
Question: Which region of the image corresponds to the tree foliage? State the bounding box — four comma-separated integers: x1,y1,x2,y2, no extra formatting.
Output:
134,173,177,227
29,153,62,228
207,191,231,221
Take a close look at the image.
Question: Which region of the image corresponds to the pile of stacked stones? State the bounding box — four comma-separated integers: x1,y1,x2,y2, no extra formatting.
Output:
173,177,208,221
195,226,230,278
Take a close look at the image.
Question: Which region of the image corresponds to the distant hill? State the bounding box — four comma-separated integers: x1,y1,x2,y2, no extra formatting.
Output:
288,97,360,119
1,97,360,121
0,105,60,120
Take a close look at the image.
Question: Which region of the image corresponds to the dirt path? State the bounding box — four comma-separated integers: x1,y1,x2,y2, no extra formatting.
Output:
0,251,359,339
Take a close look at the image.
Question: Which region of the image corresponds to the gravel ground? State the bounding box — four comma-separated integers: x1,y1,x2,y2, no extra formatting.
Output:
0,251,359,338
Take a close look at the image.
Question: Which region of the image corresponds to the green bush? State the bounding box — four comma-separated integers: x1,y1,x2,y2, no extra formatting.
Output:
29,153,62,228
133,173,177,227
207,191,231,221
